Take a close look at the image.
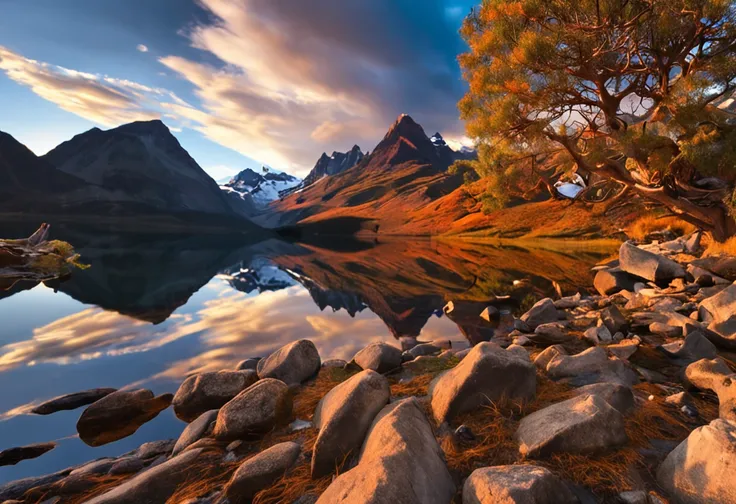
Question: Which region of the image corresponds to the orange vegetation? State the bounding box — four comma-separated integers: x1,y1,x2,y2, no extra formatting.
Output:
627,215,697,241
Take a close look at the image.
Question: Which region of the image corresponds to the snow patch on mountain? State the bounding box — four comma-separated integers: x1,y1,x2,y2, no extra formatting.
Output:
220,166,301,207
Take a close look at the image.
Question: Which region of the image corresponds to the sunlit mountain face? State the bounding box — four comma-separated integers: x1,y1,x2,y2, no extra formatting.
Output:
0,222,615,483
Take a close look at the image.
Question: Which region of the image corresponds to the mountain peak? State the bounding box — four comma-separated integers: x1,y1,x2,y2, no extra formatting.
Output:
113,119,171,136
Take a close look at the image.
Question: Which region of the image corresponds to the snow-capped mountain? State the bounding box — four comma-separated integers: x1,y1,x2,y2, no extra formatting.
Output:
221,257,297,294
221,167,301,208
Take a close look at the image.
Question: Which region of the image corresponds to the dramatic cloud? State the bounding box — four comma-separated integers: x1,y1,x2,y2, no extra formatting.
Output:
0,46,167,126
0,1,472,175
160,0,470,174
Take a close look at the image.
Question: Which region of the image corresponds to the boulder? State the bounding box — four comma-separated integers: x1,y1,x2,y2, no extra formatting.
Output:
0,442,56,467
322,359,348,369
257,339,321,385
531,323,570,344
463,465,577,504
172,409,218,456
76,389,173,447
584,320,613,345
594,268,638,296
108,457,144,476
688,263,731,285
659,331,717,364
173,370,258,422
606,339,639,361
619,241,685,283
690,255,736,281
520,298,559,329
480,306,500,322
85,448,211,504
516,394,628,458
649,322,682,338
533,345,566,370
311,370,390,478
545,347,638,387
657,419,736,504
430,342,536,424
699,282,736,348
601,305,628,334
136,439,175,459
316,398,455,504
572,383,635,414
554,293,582,310
31,388,117,415
352,342,402,374
213,379,292,440
684,358,736,421
235,358,260,371
223,442,301,504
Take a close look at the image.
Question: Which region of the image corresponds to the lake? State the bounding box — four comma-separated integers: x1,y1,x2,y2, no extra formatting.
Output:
0,222,616,483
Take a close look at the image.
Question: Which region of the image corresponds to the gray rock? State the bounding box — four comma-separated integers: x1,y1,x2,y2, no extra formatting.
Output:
699,282,736,348
108,457,144,475
657,418,736,504
0,442,56,466
606,339,639,361
594,268,638,296
235,358,260,371
0,469,70,502
85,448,208,504
554,293,582,309
572,383,635,414
76,389,173,447
257,339,321,385
173,409,218,456
684,358,736,421
214,379,292,440
31,388,117,415
69,458,116,476
430,342,536,424
352,342,402,373
311,370,390,478
619,241,685,283
520,298,559,329
136,439,176,459
516,394,628,458
531,323,570,344
463,465,577,504
173,370,257,422
584,320,613,345
601,305,628,334
405,343,442,359
316,398,455,504
223,442,301,504
545,347,638,387
649,322,682,338
533,345,566,370
659,331,717,364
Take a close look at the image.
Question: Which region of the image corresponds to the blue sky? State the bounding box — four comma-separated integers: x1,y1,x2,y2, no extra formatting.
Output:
0,0,475,179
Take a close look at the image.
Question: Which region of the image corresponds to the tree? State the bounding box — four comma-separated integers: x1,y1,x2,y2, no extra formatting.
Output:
458,0,736,240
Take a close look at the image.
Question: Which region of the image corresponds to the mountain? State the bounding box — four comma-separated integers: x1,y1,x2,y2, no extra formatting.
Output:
42,120,235,216
258,114,468,230
301,145,364,188
221,167,301,211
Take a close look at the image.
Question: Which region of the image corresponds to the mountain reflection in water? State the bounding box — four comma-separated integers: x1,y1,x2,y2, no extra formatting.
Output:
0,223,616,483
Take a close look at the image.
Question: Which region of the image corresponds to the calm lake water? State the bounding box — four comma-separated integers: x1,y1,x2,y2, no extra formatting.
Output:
0,222,615,483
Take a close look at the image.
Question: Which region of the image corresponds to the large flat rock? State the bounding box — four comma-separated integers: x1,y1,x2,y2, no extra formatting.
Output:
463,465,578,504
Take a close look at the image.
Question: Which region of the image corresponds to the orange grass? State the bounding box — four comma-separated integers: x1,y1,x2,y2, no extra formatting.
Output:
627,215,696,241
292,367,358,420
442,375,715,497
703,235,736,256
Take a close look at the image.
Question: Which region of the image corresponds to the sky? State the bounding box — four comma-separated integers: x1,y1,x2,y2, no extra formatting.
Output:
0,0,475,180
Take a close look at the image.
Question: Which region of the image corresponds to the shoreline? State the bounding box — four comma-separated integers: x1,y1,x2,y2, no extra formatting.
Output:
2,230,735,504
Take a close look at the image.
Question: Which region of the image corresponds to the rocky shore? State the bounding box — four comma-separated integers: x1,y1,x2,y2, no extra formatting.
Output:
2,231,736,504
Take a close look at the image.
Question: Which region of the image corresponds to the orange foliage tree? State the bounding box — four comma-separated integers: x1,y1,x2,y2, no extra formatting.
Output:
458,0,736,240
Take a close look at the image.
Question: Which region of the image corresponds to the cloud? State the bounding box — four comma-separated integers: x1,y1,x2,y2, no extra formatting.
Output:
158,0,469,175
137,44,149,53
0,46,166,126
